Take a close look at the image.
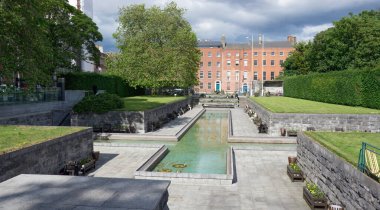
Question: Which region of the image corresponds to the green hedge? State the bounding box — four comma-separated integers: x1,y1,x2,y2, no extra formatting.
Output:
73,93,124,114
62,72,144,97
283,68,380,109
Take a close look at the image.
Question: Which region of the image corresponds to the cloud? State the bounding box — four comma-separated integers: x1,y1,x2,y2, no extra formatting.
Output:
85,0,380,51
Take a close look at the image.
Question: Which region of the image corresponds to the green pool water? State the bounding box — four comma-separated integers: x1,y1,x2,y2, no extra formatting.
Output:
153,110,229,174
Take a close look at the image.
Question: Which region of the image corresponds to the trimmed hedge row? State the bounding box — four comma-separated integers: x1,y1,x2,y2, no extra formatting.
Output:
73,93,124,114
283,68,380,109
62,72,144,97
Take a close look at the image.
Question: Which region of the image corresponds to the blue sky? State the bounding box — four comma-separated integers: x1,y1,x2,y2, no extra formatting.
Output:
83,0,380,52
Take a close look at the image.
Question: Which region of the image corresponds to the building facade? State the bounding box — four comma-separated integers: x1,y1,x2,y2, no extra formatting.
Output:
195,36,295,95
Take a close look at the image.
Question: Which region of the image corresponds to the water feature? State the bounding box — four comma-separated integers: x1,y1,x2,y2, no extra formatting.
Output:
153,110,228,174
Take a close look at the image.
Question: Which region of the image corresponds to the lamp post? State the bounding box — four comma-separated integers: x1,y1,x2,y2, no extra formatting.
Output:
246,34,254,96
259,34,264,96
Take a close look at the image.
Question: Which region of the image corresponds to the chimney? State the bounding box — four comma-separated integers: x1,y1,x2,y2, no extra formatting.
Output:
287,35,297,45
221,34,226,48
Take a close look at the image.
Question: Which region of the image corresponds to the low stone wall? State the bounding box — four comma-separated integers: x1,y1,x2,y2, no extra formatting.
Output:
0,112,53,126
0,128,93,182
297,132,380,210
246,98,380,136
71,97,192,133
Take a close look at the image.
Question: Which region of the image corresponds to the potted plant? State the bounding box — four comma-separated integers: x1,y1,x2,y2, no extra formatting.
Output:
303,181,327,209
79,157,96,175
287,163,304,182
280,128,287,136
288,156,297,164
287,129,297,137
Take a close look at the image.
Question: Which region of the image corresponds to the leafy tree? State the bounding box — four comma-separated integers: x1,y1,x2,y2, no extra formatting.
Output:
108,2,201,89
0,0,102,86
282,42,312,76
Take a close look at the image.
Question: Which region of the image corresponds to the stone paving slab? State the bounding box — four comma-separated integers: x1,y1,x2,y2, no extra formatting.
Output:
0,174,170,210
89,145,308,210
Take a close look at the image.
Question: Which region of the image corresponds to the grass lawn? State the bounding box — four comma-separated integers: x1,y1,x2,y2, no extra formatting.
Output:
0,126,86,154
251,97,380,114
305,132,380,166
119,96,187,111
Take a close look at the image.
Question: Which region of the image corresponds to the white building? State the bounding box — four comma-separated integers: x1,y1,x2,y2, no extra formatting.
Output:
68,0,96,72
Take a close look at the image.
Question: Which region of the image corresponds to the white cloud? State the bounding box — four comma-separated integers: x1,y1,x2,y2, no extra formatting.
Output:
296,23,334,41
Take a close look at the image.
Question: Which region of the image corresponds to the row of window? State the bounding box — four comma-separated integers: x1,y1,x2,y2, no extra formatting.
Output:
200,60,284,67
203,51,291,57
200,71,274,80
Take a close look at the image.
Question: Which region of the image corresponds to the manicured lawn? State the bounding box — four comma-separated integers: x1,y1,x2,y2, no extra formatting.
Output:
251,97,380,114
119,96,187,111
305,132,380,166
0,126,86,154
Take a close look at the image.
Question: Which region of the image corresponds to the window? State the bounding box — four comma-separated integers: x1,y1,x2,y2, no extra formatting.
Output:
216,71,221,78
227,82,230,90
235,52,239,57
208,61,211,67
253,52,258,56
254,71,258,80
208,52,212,57
254,60,258,66
200,62,203,67
208,71,212,78
200,71,204,79
262,52,266,56
271,60,275,66
227,60,231,66
279,60,284,65
227,52,231,57
263,71,267,80
279,52,284,56
227,71,231,81
217,62,221,67
288,52,292,56
271,52,275,56
235,59,239,66
235,82,239,91
200,82,203,89
216,52,221,57
235,71,239,81
271,72,275,80
243,71,248,79
244,52,248,57
243,60,248,67
263,60,267,66
208,82,211,89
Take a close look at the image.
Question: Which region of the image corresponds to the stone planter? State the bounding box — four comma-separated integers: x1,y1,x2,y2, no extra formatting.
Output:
280,128,286,136
287,164,304,182
303,186,327,210
288,156,297,164
287,130,297,137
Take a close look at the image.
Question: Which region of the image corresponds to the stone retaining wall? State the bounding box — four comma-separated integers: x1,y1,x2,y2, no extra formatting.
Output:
0,128,93,182
297,132,380,210
0,112,53,126
71,98,192,133
246,98,380,136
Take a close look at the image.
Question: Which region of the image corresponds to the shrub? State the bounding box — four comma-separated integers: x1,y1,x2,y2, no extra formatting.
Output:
73,93,124,114
283,68,380,109
62,72,144,97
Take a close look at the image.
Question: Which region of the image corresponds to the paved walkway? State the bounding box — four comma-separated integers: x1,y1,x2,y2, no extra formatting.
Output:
90,145,308,210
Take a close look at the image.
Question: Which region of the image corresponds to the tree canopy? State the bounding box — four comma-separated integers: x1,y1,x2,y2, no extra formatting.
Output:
283,10,380,75
0,0,102,86
107,2,201,89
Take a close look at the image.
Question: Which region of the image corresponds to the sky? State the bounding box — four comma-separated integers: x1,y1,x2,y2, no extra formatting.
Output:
76,0,380,52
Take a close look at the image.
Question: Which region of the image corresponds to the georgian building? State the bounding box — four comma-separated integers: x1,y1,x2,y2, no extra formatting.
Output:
195,35,295,95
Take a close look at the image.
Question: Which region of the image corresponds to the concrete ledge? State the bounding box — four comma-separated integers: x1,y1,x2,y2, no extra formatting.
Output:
297,132,380,209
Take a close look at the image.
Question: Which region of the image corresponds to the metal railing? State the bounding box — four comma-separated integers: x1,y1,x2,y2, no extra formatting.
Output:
358,142,380,175
0,88,62,106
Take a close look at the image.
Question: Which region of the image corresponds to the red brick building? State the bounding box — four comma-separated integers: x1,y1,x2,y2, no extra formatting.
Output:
195,35,295,95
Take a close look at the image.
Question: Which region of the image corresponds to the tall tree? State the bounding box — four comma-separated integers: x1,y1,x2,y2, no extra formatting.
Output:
282,42,312,76
108,2,201,89
0,0,102,86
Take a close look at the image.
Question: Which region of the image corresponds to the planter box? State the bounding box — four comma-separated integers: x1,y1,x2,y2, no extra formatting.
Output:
303,186,327,210
80,159,96,175
287,131,298,137
287,165,304,182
